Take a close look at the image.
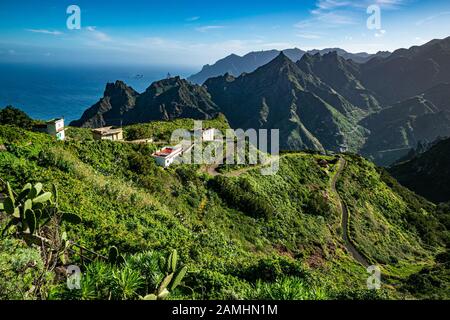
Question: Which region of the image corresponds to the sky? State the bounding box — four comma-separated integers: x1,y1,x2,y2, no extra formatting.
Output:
1,0,450,67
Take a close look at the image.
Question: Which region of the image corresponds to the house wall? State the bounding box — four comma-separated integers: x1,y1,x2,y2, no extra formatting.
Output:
153,147,183,168
46,119,65,141
56,130,65,141
93,131,123,141
154,156,168,167
47,119,64,135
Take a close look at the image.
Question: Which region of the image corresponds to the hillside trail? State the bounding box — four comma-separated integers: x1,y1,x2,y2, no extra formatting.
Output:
202,141,279,177
203,152,370,267
204,154,280,177
332,158,370,268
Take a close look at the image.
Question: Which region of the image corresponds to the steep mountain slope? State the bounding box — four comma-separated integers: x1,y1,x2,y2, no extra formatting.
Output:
422,83,450,111
70,80,139,128
205,52,368,152
71,77,220,128
189,48,390,84
360,84,450,166
0,123,448,299
307,48,390,63
188,49,305,85
359,37,450,104
389,137,450,203
297,52,381,112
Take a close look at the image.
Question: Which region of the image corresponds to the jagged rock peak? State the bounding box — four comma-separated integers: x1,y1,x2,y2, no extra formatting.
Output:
104,80,138,96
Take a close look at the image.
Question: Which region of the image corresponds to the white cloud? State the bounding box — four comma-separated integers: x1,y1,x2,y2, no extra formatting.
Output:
416,11,450,26
294,12,356,30
186,16,200,22
26,29,63,35
297,33,322,39
295,0,407,31
85,26,111,42
314,0,406,10
195,25,225,32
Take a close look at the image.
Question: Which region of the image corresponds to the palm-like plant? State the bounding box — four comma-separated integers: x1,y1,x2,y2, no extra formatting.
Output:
248,277,327,300
126,250,165,292
111,266,144,300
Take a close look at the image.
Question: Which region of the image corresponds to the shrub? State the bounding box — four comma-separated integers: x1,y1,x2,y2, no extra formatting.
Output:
0,238,46,300
127,153,153,175
245,277,327,300
237,256,307,282
0,106,33,129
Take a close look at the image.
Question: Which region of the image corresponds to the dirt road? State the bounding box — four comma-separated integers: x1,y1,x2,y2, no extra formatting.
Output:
332,158,370,268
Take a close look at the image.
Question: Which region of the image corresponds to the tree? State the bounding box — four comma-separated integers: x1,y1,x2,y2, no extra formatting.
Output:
0,106,33,129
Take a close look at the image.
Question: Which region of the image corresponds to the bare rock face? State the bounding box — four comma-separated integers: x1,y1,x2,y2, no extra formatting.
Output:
70,77,220,128
70,80,138,128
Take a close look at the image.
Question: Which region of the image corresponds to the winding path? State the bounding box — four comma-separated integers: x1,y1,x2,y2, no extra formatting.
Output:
332,158,370,268
202,143,279,178
203,152,370,267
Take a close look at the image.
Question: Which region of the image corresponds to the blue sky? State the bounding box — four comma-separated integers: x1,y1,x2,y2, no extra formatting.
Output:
1,0,450,67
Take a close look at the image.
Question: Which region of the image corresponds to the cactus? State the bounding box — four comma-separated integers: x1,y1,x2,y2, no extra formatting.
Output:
140,249,188,300
167,249,178,274
6,182,15,203
25,209,37,235
0,181,82,237
32,192,52,204
170,266,188,291
108,246,126,265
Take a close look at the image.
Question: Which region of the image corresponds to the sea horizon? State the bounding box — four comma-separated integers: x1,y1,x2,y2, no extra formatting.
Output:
0,63,197,123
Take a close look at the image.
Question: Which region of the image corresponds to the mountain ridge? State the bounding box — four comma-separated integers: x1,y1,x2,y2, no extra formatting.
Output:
70,76,220,127
71,37,450,166
188,48,391,84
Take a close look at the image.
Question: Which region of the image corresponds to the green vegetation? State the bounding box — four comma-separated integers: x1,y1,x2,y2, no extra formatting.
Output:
0,106,33,130
0,117,448,300
389,137,450,203
51,249,188,300
123,114,230,142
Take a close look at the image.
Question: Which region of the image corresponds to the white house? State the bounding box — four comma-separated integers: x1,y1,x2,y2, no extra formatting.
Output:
92,127,124,141
152,145,183,168
35,118,65,141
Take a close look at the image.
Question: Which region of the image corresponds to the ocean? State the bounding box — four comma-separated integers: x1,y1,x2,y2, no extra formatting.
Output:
0,63,197,123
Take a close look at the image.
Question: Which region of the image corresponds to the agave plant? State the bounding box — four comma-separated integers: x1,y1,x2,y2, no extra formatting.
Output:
111,266,144,300
247,277,327,300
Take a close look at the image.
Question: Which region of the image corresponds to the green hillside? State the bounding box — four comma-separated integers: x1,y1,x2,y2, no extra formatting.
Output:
389,137,450,203
0,119,448,300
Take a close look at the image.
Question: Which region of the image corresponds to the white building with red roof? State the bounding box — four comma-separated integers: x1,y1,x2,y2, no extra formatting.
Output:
152,145,183,168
